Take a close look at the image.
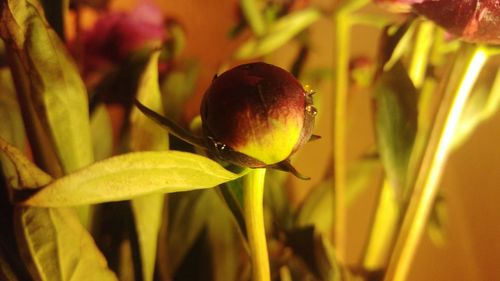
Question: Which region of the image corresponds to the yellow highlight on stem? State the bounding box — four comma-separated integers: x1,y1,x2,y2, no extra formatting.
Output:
385,45,488,281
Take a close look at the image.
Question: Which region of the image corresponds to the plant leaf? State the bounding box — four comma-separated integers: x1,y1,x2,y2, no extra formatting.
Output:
0,69,24,149
0,0,93,175
14,207,117,281
264,169,292,229
130,195,164,281
296,156,380,234
23,151,242,207
206,190,241,281
240,0,266,36
166,190,213,273
374,62,418,195
130,50,169,152
129,50,168,281
0,69,27,187
378,18,417,73
161,61,199,122
234,8,321,59
90,105,113,161
427,192,447,247
0,137,52,190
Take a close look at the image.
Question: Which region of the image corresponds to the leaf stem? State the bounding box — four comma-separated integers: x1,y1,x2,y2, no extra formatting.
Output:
362,19,434,272
331,0,369,264
244,168,270,281
362,180,400,270
383,44,488,281
133,99,206,149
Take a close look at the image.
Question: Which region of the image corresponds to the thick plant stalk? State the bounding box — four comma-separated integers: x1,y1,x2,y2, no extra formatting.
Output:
244,168,270,281
331,0,369,264
408,20,434,88
383,44,488,281
363,20,434,271
363,180,400,270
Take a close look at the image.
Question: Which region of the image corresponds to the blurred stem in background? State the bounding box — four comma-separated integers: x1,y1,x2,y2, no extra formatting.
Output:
331,0,369,266
244,168,270,281
240,0,266,36
408,21,434,88
363,20,435,272
384,44,488,281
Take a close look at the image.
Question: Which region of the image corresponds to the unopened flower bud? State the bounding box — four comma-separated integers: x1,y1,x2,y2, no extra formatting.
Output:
413,0,500,44
201,62,316,169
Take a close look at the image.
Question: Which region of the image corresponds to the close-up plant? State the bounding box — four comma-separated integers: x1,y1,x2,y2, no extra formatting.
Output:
0,0,499,281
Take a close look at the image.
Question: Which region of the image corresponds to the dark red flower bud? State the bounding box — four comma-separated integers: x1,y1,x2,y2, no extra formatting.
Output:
413,0,500,44
201,62,316,169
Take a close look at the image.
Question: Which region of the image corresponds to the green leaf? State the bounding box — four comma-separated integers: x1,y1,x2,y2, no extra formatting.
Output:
234,8,321,59
0,137,52,190
1,0,94,175
374,62,418,194
217,181,247,241
14,207,117,281
90,105,113,161
240,0,266,36
130,195,164,281
427,193,447,247
130,50,169,152
0,69,27,186
166,190,213,273
129,50,168,281
206,190,241,281
378,19,417,72
264,169,292,229
0,69,24,149
23,151,242,207
296,156,380,234
160,61,199,122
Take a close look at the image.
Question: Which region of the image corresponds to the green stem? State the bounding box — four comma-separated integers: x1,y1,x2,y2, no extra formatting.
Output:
331,0,369,264
408,20,434,88
244,168,270,281
362,180,400,270
362,19,435,272
332,10,349,264
383,44,488,281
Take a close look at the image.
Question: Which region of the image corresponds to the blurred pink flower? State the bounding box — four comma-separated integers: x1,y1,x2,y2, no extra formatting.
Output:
376,0,500,44
80,2,165,74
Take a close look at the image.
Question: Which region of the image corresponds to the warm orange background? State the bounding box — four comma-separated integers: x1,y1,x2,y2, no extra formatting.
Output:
91,0,500,280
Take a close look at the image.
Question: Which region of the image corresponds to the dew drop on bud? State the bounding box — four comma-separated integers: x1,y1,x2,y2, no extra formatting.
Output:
306,105,318,117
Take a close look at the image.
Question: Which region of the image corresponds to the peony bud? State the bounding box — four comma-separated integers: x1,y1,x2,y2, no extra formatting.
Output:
413,0,500,44
200,62,316,171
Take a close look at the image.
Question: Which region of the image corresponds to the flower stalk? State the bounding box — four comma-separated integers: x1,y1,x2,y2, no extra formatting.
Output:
244,168,270,281
331,0,369,264
383,44,488,281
